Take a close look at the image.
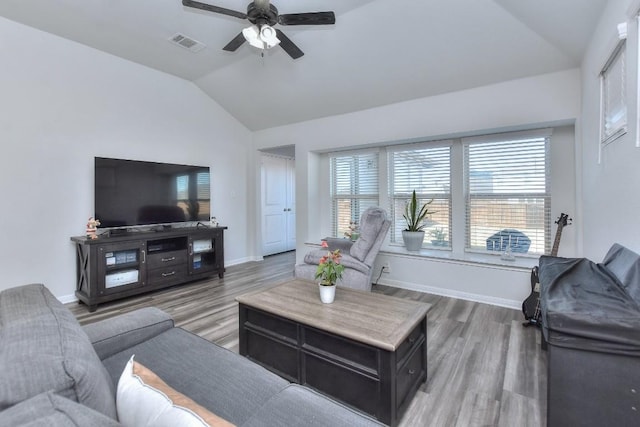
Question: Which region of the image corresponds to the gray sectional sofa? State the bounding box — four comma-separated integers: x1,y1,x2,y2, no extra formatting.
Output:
0,283,383,426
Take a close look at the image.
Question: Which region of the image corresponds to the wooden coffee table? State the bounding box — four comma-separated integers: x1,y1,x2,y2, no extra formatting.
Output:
236,279,429,426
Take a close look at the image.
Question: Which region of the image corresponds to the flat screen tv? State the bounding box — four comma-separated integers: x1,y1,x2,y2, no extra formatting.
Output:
95,157,210,228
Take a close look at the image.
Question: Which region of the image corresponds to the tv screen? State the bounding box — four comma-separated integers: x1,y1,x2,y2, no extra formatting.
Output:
95,157,210,228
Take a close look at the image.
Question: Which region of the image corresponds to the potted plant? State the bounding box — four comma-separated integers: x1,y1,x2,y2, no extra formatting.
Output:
402,190,434,251
430,227,447,246
314,241,345,303
344,221,360,241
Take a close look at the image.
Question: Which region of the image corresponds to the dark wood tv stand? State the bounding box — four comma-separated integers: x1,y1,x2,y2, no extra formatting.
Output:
71,226,226,312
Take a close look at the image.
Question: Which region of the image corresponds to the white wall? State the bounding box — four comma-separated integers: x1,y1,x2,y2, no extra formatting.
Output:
0,14,589,308
581,0,640,260
254,69,581,308
0,17,254,300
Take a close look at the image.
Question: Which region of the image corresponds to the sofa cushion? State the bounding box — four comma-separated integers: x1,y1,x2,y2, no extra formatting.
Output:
102,327,289,426
0,284,117,419
83,307,175,360
0,391,119,427
117,355,234,427
602,243,640,304
242,384,383,427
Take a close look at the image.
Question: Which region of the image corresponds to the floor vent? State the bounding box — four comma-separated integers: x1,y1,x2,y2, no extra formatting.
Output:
169,33,206,52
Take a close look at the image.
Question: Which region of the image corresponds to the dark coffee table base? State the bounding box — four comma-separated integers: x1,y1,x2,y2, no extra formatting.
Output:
237,281,428,426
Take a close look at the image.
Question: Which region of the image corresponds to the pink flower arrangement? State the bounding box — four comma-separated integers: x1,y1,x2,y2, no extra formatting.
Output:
315,241,345,286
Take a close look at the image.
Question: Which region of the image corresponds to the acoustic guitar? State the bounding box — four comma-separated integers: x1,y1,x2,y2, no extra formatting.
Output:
522,213,571,327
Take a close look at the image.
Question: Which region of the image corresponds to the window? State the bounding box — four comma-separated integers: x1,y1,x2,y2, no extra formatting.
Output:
330,152,379,238
325,128,555,262
600,39,627,145
389,145,451,248
464,133,550,256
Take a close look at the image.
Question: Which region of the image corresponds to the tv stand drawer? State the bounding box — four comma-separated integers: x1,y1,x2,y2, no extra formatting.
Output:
147,250,188,269
147,265,188,285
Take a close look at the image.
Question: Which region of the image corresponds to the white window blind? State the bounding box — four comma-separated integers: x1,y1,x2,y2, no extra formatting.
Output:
330,152,379,238
389,145,451,248
464,135,550,256
601,40,627,145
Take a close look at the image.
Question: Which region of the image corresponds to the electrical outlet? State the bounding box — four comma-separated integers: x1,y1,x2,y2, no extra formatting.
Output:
382,262,391,273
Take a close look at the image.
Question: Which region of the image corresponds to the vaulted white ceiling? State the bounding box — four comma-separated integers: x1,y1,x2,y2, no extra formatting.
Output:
0,0,607,130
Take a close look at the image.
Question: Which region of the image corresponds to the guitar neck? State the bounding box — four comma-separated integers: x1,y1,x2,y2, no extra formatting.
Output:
549,214,570,257
550,227,563,257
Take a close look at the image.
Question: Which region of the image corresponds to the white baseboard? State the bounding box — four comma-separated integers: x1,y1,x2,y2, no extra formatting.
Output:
375,278,521,310
58,294,78,304
227,256,262,266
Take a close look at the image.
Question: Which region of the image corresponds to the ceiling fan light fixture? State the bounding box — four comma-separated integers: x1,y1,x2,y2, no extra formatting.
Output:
242,25,262,49
260,25,280,48
242,24,280,50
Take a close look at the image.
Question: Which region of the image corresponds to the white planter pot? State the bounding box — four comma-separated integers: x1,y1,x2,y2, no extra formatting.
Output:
402,230,425,251
318,284,336,304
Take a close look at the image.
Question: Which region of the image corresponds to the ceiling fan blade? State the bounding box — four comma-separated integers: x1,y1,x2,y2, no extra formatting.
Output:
182,0,247,20
275,30,304,59
278,12,335,26
222,32,246,52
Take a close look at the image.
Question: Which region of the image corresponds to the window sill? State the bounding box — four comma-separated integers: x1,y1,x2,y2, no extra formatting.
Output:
379,245,537,271
303,240,538,271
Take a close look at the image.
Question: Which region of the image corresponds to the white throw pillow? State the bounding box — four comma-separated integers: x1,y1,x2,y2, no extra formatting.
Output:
116,355,234,427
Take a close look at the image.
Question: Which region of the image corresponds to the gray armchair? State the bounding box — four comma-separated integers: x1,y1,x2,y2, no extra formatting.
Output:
295,207,390,291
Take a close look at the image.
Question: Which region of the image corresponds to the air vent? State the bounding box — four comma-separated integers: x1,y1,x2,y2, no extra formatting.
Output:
169,33,206,53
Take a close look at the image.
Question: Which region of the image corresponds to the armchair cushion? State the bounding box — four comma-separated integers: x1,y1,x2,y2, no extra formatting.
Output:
350,208,388,263
324,237,354,252
304,250,370,275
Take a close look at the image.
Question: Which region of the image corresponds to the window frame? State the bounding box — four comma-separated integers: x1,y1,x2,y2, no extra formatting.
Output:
329,151,380,238
462,131,552,257
387,142,452,250
600,38,627,148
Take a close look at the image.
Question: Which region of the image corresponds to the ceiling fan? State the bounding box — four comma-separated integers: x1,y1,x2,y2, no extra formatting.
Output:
182,0,335,59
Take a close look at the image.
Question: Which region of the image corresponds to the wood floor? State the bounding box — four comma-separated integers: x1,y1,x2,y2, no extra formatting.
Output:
68,251,547,427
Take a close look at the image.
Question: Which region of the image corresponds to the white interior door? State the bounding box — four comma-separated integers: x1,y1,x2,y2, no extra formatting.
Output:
261,154,295,255
285,158,296,251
